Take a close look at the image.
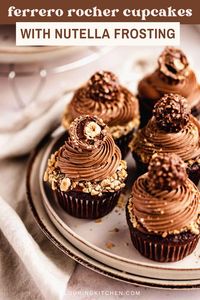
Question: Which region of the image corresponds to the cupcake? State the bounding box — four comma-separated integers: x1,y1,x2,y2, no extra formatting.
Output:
130,93,200,185
138,47,200,126
44,115,127,219
126,153,200,262
62,71,140,157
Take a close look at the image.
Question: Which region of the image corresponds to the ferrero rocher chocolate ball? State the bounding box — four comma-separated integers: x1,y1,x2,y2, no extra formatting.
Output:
86,71,120,101
158,47,189,82
147,153,187,190
153,93,190,132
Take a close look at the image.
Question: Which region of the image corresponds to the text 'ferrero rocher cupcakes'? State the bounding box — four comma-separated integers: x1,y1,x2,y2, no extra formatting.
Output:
138,47,200,126
44,115,127,219
126,153,200,262
62,71,140,157
130,93,200,185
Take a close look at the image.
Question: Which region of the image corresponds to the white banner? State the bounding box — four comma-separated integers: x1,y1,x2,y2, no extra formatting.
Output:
16,22,180,46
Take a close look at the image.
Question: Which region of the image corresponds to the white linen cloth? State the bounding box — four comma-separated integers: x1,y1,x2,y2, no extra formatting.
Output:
0,92,73,159
0,93,76,300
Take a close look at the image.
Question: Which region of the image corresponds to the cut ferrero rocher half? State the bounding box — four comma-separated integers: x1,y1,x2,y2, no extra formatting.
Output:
68,115,107,151
158,47,189,82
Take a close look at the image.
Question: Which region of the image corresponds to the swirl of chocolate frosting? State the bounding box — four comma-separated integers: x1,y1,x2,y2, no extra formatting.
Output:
56,115,121,181
133,114,200,163
138,47,200,109
131,173,199,234
67,71,139,127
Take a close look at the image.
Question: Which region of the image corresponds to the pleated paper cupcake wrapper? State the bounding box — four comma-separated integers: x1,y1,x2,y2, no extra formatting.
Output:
115,128,136,158
55,189,121,219
126,208,199,262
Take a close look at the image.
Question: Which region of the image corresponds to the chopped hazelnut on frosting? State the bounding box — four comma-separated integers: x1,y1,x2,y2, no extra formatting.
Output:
60,178,71,192
86,71,120,101
84,121,101,139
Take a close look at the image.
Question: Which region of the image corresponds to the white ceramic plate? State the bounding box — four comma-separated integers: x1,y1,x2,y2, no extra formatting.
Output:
34,127,200,284
26,133,200,288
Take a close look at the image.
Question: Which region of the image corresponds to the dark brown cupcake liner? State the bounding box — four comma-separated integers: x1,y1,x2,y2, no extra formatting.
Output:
126,204,200,262
131,152,148,179
138,97,154,128
191,101,200,121
187,161,200,186
55,189,121,219
132,152,200,186
115,128,136,158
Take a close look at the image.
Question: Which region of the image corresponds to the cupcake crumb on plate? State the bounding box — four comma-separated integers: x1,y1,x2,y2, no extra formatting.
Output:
105,242,115,249
109,227,120,233
95,218,102,224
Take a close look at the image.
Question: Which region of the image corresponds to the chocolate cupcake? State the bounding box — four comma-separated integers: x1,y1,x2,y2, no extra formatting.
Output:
130,93,200,185
62,71,140,157
138,47,200,126
126,153,200,262
44,115,127,219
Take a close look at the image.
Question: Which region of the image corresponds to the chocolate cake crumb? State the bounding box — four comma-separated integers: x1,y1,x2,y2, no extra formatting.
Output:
114,228,119,232
147,153,187,190
153,93,190,132
105,242,115,249
109,227,120,233
86,71,120,101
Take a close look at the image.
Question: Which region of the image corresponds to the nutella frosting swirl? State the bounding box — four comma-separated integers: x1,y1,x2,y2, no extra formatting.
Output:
138,47,200,109
132,115,200,163
131,174,199,234
67,71,139,127
56,115,121,181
